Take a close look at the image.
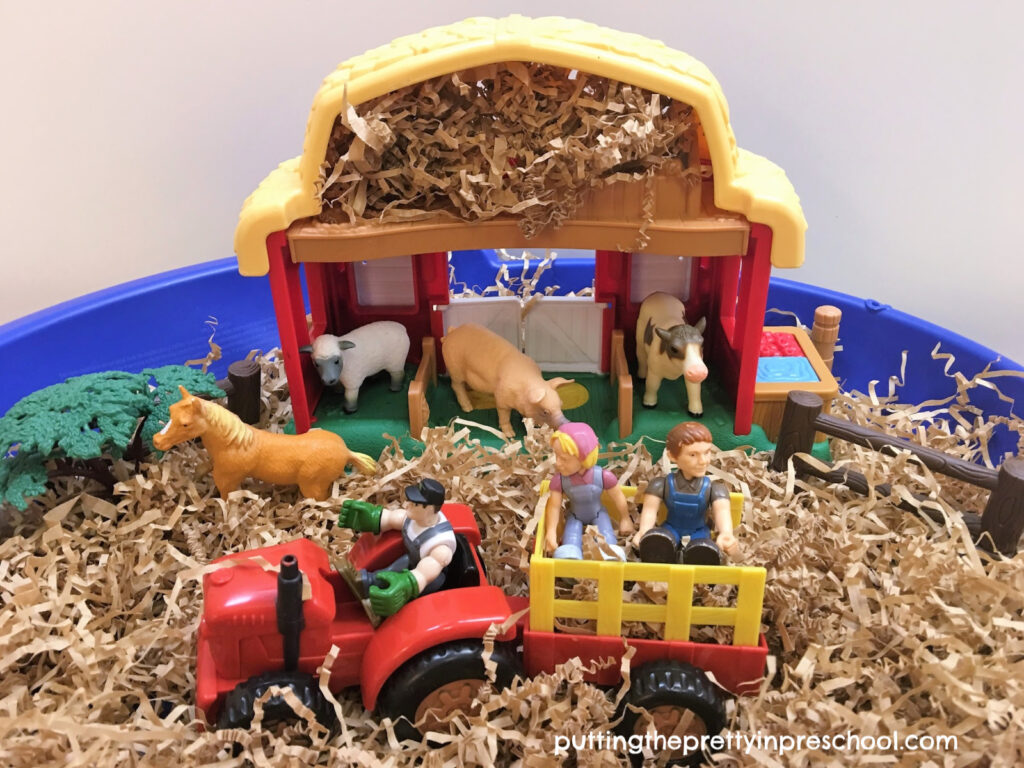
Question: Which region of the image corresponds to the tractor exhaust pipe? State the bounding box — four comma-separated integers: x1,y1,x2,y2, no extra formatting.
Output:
277,554,305,672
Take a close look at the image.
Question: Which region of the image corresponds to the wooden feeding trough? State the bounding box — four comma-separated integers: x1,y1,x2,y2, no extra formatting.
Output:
751,325,839,442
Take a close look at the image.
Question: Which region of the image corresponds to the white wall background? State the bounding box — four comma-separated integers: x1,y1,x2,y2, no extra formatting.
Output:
2,1,1021,362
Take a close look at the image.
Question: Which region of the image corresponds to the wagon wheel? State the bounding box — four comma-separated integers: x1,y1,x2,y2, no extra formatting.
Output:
616,660,727,767
377,639,523,741
216,670,336,732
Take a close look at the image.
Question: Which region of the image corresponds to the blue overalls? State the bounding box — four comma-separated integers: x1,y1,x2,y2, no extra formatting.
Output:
661,474,712,544
552,469,620,560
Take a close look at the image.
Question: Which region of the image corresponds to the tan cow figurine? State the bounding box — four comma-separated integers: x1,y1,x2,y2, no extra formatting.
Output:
152,386,377,499
441,323,573,437
636,291,708,415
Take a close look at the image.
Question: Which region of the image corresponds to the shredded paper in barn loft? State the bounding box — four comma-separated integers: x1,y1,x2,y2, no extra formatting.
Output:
316,62,698,242
1,351,1022,767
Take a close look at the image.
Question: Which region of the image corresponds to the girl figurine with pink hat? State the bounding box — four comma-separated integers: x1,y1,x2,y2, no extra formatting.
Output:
543,422,634,560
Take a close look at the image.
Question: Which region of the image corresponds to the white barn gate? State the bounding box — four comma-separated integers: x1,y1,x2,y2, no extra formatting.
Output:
524,297,606,372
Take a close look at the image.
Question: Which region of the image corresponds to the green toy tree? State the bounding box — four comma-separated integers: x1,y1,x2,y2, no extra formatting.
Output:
139,365,228,449
0,367,224,510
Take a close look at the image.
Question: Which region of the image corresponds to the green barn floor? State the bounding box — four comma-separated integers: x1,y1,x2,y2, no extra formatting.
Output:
297,367,832,463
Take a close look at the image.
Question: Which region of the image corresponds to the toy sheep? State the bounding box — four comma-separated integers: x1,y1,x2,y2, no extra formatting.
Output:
300,321,410,413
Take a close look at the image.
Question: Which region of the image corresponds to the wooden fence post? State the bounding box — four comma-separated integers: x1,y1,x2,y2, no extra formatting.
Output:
217,360,262,424
811,305,842,372
771,391,823,471
980,457,1024,556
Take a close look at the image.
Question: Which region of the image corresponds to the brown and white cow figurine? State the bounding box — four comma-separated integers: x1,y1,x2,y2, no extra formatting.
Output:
635,292,708,415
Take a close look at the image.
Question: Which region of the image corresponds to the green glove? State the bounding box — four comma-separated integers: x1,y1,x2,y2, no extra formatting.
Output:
338,499,383,533
369,569,420,617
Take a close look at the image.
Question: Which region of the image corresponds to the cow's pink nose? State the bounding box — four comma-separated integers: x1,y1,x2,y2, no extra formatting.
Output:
685,365,708,383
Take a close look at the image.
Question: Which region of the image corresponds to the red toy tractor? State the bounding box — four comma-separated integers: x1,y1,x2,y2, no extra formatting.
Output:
196,503,525,736
196,502,768,762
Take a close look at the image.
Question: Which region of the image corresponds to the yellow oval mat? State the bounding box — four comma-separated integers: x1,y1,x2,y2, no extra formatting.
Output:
467,381,590,411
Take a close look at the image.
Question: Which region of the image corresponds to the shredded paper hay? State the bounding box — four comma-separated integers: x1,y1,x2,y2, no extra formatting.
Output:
1,352,1022,767
317,63,697,238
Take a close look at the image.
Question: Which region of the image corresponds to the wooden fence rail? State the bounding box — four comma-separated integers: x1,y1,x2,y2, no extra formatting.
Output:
407,337,437,440
609,330,633,439
771,390,1024,556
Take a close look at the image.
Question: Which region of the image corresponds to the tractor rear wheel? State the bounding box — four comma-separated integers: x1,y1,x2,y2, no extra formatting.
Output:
617,660,727,766
377,639,523,741
216,670,336,732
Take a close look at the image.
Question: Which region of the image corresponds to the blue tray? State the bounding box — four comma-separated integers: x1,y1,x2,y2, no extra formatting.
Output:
2,255,1020,458
0,260,287,408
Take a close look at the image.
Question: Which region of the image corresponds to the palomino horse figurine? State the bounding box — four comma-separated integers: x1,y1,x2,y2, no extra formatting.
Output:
153,386,376,500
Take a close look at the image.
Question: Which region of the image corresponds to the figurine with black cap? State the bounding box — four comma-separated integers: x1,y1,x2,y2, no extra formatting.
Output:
337,478,456,617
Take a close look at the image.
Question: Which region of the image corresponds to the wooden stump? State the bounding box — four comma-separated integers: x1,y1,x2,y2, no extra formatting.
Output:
217,360,262,424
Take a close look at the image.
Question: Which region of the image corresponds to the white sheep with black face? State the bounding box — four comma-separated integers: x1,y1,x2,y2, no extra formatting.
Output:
300,321,410,413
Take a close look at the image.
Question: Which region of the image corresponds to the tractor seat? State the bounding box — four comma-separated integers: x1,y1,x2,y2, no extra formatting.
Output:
439,533,480,591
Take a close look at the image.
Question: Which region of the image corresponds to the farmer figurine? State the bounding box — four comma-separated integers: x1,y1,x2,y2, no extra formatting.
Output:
337,478,455,617
634,421,738,566
544,422,633,560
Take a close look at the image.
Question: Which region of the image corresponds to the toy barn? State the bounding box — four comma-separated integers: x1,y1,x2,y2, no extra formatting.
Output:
233,16,831,450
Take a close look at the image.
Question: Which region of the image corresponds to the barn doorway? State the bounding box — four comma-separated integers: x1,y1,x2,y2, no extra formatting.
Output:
444,248,606,373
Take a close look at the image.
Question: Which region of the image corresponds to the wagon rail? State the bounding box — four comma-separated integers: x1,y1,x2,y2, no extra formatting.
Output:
530,493,766,646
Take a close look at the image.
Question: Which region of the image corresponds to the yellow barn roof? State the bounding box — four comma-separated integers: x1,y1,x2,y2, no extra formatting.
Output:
234,15,806,276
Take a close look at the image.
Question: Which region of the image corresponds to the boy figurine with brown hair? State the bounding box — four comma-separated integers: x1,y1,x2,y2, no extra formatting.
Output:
633,422,738,565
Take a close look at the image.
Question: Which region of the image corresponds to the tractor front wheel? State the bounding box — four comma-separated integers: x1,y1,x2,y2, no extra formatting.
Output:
377,639,523,741
216,670,336,732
